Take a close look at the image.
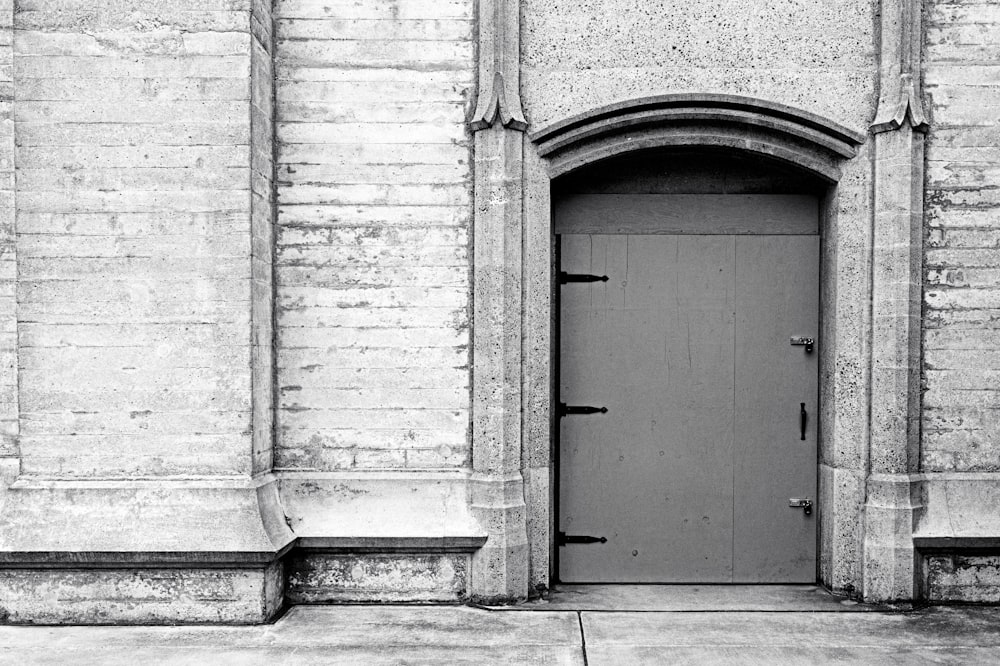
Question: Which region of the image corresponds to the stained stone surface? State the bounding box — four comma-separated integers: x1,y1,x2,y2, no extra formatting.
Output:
927,554,1000,603
521,0,878,130
272,0,475,473
922,0,1000,473
286,553,469,603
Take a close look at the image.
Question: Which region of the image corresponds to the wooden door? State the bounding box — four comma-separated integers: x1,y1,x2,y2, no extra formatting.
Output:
557,195,819,583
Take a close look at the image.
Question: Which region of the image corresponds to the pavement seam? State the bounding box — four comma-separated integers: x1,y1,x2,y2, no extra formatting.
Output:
578,611,589,666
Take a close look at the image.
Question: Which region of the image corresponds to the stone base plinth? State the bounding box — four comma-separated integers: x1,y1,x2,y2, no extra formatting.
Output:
0,563,284,625
287,552,470,604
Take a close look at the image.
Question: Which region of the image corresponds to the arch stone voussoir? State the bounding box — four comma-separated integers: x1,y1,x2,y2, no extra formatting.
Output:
530,94,865,181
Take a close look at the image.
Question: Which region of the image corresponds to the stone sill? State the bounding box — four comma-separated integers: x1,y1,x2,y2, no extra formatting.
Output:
295,536,487,553
914,537,1000,552
0,547,293,568
0,536,486,569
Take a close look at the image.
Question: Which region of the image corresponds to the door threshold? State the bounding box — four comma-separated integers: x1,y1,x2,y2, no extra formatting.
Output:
489,584,877,612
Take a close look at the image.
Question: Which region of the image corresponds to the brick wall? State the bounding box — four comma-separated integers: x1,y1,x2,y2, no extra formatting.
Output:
923,1,1000,472
14,1,257,477
273,0,474,471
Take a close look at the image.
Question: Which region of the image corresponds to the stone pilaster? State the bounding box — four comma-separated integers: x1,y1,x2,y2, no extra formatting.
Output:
468,0,530,602
0,0,14,497
863,0,927,603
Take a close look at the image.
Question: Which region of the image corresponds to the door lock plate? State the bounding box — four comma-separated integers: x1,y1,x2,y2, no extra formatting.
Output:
789,498,813,516
790,336,815,353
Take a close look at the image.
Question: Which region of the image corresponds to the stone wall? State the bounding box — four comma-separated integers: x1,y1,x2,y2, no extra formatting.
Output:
926,554,1000,603
286,552,467,603
273,0,474,472
0,1,292,624
0,563,283,625
923,0,1000,473
520,0,877,129
251,0,276,474
14,0,256,478
0,0,997,621
0,0,13,473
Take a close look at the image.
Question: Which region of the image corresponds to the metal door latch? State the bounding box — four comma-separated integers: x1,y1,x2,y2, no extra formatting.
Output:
560,272,609,284
790,336,815,353
558,531,608,546
789,498,813,516
559,403,608,418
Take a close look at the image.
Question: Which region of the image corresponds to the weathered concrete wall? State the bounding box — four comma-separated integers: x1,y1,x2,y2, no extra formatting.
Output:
0,0,14,475
287,553,467,603
0,562,283,625
926,554,1000,603
521,0,877,129
251,0,276,475
14,1,256,477
0,1,293,625
923,0,1000,473
273,0,474,471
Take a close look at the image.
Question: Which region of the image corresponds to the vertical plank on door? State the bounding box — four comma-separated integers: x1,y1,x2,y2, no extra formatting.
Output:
734,235,820,582
559,234,736,582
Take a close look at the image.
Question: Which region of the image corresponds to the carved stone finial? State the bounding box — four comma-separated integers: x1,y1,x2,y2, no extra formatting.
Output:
871,74,929,134
471,72,528,131
871,1,928,134
470,0,528,132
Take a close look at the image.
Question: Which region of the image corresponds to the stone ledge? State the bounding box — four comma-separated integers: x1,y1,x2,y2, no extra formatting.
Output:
297,536,486,554
914,472,1000,546
0,548,292,568
279,471,485,542
0,537,487,569
915,537,1000,552
0,475,294,558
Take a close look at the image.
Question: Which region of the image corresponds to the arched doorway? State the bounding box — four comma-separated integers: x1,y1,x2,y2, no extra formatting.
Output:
553,148,827,582
513,95,867,592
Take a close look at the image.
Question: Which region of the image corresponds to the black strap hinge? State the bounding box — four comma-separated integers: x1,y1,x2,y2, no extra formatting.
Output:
558,531,608,546
558,403,608,418
560,272,609,284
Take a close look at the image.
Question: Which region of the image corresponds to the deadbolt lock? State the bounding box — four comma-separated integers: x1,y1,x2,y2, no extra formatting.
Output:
790,336,815,353
789,498,813,516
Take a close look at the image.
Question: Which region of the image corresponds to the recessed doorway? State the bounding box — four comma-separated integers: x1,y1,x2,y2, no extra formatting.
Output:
553,149,824,583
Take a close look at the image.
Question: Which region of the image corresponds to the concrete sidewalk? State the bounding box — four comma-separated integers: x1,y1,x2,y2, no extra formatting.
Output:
2,603,1000,665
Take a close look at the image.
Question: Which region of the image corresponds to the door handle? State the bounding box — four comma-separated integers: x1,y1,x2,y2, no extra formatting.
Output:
800,403,807,441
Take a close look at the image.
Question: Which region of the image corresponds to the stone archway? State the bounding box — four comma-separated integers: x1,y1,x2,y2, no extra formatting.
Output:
517,94,868,594
468,0,927,605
